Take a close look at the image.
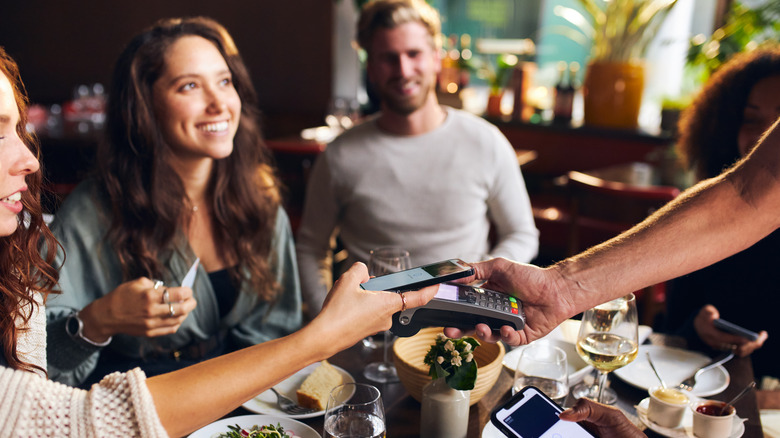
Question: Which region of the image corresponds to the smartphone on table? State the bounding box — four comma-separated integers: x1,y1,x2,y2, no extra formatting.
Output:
491,386,597,438
359,258,474,292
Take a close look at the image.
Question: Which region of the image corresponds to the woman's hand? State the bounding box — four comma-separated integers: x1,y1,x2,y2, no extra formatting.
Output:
311,262,438,355
559,398,646,438
693,305,768,357
78,277,197,341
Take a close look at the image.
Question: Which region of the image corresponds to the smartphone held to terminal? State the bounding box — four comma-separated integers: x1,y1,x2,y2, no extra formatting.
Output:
359,258,474,292
491,386,597,438
713,318,759,341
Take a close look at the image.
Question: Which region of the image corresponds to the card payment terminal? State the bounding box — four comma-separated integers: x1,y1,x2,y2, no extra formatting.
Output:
390,282,526,337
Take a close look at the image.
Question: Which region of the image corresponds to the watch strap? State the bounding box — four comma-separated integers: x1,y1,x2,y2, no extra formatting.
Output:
66,311,112,348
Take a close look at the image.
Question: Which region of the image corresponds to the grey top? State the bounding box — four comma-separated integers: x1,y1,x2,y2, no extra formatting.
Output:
46,180,302,386
296,107,539,316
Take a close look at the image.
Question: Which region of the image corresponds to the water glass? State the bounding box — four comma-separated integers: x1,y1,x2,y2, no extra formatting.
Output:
364,247,411,383
324,383,385,438
512,342,569,405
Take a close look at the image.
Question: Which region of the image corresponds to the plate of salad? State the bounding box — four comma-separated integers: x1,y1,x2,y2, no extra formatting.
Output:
188,414,320,438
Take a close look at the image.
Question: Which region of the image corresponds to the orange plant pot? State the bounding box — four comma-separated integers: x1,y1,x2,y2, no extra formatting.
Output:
583,61,645,130
486,91,504,117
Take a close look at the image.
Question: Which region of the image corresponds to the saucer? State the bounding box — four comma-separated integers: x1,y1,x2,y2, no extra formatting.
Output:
636,398,745,438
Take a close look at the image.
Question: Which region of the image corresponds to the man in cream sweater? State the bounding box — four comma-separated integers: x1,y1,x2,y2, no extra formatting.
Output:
296,0,538,317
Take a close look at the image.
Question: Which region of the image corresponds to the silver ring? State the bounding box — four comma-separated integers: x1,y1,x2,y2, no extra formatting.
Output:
168,302,175,317
161,288,170,304
400,292,407,312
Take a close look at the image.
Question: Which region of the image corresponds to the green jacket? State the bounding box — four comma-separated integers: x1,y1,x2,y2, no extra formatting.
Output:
46,180,302,386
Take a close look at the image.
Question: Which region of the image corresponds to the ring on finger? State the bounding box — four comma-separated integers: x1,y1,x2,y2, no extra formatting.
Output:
168,302,176,317
400,292,407,312
161,288,170,304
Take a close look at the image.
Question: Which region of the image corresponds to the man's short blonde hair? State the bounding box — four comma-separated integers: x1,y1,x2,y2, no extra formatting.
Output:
356,0,442,54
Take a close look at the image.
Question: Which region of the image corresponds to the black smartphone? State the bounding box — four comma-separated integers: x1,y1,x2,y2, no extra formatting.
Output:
713,319,759,341
491,386,597,438
359,258,475,292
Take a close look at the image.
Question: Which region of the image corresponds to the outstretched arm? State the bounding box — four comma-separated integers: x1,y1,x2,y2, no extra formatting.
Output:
448,118,780,345
147,262,438,437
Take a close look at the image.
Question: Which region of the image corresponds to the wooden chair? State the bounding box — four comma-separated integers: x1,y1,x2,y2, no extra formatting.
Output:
565,170,681,326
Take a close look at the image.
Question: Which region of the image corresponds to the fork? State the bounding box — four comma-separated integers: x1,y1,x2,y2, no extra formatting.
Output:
676,350,735,391
269,387,316,415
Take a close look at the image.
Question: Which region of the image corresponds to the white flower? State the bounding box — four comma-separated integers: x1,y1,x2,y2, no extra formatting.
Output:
451,350,460,357
436,333,447,341
444,340,455,351
437,356,445,364
463,343,472,352
451,356,463,367
465,353,474,362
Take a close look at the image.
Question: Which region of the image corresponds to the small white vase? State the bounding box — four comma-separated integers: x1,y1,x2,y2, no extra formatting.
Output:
420,377,470,438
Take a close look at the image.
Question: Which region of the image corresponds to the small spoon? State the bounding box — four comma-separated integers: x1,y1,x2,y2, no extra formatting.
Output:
646,352,667,389
719,381,756,415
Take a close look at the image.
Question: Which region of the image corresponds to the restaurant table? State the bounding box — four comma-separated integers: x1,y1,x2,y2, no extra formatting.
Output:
222,332,762,437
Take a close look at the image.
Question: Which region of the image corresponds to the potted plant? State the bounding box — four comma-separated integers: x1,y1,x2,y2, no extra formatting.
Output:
554,0,679,129
419,333,480,438
476,53,519,117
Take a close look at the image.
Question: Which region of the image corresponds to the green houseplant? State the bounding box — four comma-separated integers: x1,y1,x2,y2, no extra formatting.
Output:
553,0,679,129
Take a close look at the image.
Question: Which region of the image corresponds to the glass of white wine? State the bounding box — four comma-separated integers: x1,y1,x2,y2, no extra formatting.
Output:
512,342,569,405
363,247,411,383
324,383,385,438
573,293,638,405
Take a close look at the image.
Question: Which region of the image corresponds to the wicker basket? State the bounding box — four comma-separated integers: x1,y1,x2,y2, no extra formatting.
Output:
393,327,505,406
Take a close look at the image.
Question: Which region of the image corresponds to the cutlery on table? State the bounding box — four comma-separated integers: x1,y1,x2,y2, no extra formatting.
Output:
646,352,667,388
719,381,756,415
269,387,316,415
676,350,735,391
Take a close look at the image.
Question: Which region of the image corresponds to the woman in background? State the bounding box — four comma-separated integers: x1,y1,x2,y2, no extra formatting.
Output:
45,17,302,387
665,45,780,408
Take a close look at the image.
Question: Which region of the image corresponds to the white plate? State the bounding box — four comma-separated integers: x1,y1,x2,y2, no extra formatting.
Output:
502,321,652,387
614,345,729,397
241,362,354,419
636,398,745,438
188,414,320,438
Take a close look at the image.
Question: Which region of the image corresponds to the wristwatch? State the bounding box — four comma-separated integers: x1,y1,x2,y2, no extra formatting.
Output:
66,311,112,347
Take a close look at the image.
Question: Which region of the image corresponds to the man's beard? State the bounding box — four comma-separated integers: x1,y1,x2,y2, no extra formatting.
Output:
376,77,432,116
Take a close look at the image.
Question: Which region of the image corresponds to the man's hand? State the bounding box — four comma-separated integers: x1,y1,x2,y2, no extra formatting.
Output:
559,398,646,438
443,258,576,346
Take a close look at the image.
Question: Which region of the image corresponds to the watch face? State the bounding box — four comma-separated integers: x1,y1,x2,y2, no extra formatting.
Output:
66,314,80,337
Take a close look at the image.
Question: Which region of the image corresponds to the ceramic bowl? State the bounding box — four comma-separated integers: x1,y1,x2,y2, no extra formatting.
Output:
393,327,505,406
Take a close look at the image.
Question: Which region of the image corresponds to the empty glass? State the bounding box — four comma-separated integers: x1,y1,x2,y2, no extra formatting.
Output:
363,247,411,383
512,342,569,405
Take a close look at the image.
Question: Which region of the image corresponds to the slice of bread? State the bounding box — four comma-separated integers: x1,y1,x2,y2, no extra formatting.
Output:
296,360,344,411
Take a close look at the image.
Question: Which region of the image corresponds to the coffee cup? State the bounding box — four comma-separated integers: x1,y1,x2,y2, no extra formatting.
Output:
647,386,689,428
691,400,735,438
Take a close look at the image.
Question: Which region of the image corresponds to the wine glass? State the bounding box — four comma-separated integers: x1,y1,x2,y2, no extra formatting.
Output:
324,383,385,438
572,293,638,405
512,342,569,405
363,247,411,383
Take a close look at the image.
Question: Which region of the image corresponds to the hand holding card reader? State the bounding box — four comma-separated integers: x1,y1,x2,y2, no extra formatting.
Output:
391,282,526,337
358,258,526,337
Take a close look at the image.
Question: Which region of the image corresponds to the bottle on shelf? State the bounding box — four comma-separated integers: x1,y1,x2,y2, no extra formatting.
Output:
438,34,460,95
553,61,574,123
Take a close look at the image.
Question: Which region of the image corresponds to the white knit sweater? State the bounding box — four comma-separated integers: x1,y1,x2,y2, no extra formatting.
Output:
1,293,168,437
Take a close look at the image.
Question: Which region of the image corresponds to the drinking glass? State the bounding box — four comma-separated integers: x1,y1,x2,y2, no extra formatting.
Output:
572,293,638,405
363,247,411,383
512,342,569,405
324,383,385,438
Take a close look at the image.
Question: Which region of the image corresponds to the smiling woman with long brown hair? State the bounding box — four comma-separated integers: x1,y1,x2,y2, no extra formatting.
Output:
45,17,302,387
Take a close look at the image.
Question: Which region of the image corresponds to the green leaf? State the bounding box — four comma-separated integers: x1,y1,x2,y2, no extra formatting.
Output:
431,361,451,380
445,360,478,391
